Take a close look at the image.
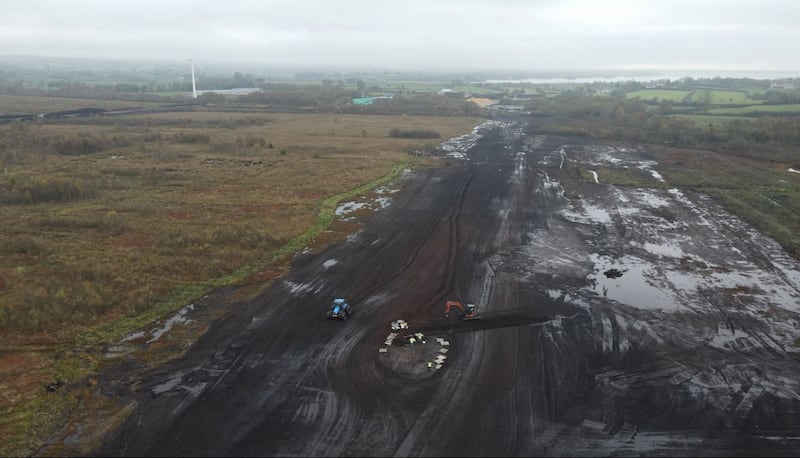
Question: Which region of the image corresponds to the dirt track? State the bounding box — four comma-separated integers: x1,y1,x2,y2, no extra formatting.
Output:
100,117,800,456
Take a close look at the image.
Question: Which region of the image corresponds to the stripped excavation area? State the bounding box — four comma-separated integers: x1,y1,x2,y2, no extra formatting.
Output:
84,118,800,457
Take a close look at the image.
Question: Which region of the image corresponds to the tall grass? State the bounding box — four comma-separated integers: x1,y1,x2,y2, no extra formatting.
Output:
0,112,479,337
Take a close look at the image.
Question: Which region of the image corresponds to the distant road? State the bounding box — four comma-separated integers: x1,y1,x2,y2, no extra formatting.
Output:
0,103,200,123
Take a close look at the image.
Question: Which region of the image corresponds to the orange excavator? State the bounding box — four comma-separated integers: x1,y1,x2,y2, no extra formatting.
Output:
444,300,478,320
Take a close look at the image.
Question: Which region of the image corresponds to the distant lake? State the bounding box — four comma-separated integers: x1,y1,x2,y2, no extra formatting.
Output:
484,71,799,85
195,88,261,95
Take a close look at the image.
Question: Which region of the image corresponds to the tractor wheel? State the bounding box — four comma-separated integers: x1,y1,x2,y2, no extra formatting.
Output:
342,312,348,320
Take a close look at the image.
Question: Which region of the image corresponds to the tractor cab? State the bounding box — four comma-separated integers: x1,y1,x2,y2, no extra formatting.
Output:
327,298,351,320
332,298,345,313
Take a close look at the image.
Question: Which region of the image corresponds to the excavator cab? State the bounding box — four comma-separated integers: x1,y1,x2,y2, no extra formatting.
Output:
464,303,477,319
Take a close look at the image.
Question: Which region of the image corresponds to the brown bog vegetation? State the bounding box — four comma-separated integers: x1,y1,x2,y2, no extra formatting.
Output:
0,110,480,342
0,112,478,335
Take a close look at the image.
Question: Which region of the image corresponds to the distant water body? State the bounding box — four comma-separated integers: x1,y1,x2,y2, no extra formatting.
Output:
195,87,261,95
485,71,799,84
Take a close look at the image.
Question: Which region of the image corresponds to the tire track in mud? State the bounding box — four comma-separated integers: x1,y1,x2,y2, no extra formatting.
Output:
185,151,480,455
104,127,490,456
393,330,490,457
338,168,443,303
350,166,476,309
391,126,582,456
318,166,478,456
233,165,480,456
338,134,512,457
441,167,476,299
226,325,371,456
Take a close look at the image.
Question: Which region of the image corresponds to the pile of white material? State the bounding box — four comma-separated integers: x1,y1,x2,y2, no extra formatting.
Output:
431,337,451,370
384,332,398,347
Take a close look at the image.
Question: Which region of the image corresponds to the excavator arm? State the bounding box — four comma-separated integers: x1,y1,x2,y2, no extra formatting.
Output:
444,300,465,318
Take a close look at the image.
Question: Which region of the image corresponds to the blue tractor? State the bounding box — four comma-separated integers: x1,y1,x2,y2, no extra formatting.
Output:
327,298,351,320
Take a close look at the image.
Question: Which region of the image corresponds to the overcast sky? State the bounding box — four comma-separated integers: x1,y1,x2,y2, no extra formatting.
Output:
3,0,799,73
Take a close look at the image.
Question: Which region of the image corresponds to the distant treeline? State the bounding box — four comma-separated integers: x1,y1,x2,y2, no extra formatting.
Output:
530,94,800,162
0,78,484,116
760,90,800,105
343,95,482,117
237,86,482,116
0,71,258,94
236,82,358,108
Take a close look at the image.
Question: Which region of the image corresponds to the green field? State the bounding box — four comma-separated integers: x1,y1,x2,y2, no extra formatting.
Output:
627,89,691,102
688,89,760,105
628,88,764,106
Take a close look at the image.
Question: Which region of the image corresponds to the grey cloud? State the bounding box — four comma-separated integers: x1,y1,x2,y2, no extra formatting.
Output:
1,0,798,71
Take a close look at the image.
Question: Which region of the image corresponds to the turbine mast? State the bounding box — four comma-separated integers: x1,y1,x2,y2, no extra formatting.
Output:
190,58,197,99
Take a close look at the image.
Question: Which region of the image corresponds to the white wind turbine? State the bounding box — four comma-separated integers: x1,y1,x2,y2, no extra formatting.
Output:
190,58,198,99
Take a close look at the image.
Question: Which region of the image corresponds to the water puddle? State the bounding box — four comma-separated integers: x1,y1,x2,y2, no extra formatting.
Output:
345,230,362,243
588,254,681,311
103,345,135,359
648,169,666,182
562,203,613,225
633,189,672,208
584,204,613,224
375,186,399,195
375,197,391,209
284,280,325,296
512,151,526,183
438,121,493,158
152,377,181,394
121,331,145,342
335,201,367,216
643,242,685,258
147,304,195,344
335,187,398,220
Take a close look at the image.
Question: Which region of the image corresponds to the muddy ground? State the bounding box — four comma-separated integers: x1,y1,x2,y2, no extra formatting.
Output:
95,117,800,456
